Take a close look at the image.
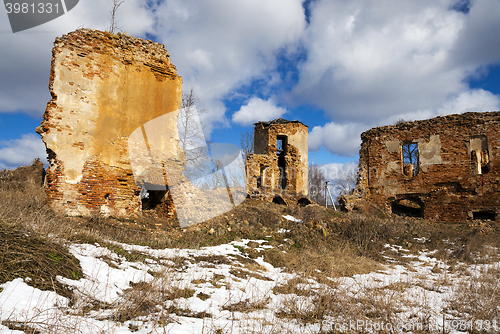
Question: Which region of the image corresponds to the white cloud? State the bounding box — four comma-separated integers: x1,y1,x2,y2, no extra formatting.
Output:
289,0,500,157
385,89,500,125
320,161,358,182
2,0,500,166
436,89,500,116
309,122,366,156
232,97,287,126
0,134,47,169
0,0,156,115
291,0,471,123
154,0,305,131
450,0,500,66
309,89,500,157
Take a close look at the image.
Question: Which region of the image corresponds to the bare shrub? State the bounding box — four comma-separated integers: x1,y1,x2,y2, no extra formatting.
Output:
112,269,197,323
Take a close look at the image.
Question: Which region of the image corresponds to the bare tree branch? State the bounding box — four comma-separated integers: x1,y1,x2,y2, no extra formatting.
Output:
240,130,254,160
178,87,208,179
333,166,358,197
107,0,125,33
308,163,326,204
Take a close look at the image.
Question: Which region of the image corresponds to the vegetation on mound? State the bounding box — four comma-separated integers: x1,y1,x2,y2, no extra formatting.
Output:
1,160,500,296
0,221,82,298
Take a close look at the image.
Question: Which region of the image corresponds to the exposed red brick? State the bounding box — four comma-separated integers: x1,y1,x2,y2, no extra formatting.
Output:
340,111,500,222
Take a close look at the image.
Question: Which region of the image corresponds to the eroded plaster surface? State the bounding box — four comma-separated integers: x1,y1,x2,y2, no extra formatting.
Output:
37,29,182,217
246,118,308,203
419,135,446,171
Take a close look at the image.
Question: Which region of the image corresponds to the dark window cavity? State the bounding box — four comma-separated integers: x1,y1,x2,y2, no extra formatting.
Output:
470,136,489,174
472,211,495,221
257,165,266,188
277,135,287,189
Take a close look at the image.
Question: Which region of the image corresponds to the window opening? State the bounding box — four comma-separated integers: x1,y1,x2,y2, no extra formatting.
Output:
141,189,167,210
472,211,495,221
402,142,419,176
277,136,287,189
470,136,489,174
272,195,287,205
298,197,312,207
391,197,423,218
257,165,266,188
277,138,284,155
140,183,169,211
472,150,490,174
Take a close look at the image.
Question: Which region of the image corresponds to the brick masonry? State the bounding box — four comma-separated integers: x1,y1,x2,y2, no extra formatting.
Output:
36,29,183,217
340,111,500,222
246,118,308,203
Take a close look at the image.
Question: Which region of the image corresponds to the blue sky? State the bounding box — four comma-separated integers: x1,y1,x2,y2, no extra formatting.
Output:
0,0,499,182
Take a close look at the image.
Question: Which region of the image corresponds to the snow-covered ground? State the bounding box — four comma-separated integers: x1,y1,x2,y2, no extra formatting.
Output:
1,223,499,333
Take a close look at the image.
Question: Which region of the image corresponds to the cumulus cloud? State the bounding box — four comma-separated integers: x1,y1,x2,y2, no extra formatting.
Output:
436,89,500,115
154,0,305,130
0,134,47,169
450,0,500,66
291,0,471,123
232,97,287,126
309,122,366,156
0,0,156,115
3,0,500,165
310,89,500,157
384,88,500,125
320,161,358,182
292,0,500,157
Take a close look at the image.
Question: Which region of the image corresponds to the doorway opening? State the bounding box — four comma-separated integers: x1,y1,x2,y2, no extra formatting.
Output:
277,135,287,189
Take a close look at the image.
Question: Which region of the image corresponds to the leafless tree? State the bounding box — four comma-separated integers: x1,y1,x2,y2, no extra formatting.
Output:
240,130,254,160
178,87,208,179
308,163,326,204
402,143,419,176
107,0,125,33
333,166,358,197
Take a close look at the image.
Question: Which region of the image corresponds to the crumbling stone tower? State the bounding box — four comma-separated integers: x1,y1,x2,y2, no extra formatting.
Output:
246,118,308,203
36,29,183,217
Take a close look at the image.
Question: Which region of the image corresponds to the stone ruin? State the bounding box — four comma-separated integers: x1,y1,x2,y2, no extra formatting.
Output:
340,111,500,222
36,29,183,218
37,29,245,226
245,118,309,205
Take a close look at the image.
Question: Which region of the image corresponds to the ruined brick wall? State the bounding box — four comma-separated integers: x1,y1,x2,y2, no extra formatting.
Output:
37,29,183,217
341,111,500,222
246,119,308,202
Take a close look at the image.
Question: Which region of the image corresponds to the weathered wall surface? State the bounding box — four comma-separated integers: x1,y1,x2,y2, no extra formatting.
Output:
37,29,183,217
246,119,308,202
341,111,500,222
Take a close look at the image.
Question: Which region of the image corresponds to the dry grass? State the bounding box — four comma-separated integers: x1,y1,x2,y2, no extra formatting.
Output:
0,220,82,297
447,265,500,323
275,287,349,333
222,298,269,313
2,161,500,333
272,277,316,297
0,162,83,297
66,267,202,324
